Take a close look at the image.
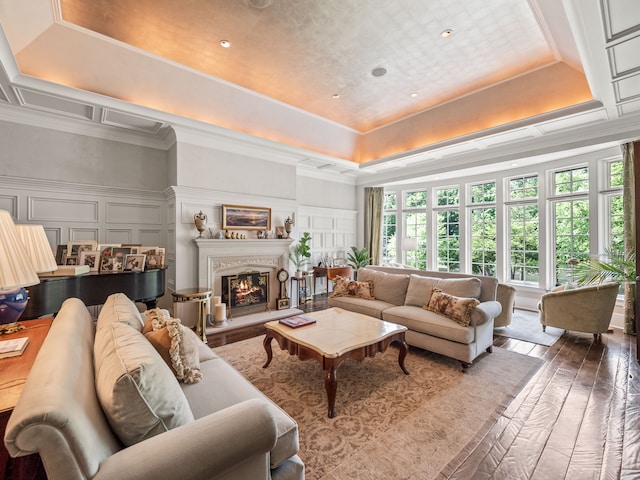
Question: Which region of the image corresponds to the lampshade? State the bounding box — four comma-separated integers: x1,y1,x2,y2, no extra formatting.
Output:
0,210,40,325
403,237,418,251
15,224,58,273
0,211,39,288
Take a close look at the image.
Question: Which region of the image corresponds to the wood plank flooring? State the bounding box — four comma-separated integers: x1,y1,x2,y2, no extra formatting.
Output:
207,295,640,480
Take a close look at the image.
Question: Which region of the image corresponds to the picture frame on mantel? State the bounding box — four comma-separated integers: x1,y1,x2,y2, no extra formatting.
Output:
222,204,271,231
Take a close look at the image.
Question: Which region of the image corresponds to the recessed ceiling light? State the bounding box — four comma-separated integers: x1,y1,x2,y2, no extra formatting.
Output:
440,29,453,38
410,92,418,98
247,0,272,8
371,67,387,77
220,40,231,48
332,93,340,99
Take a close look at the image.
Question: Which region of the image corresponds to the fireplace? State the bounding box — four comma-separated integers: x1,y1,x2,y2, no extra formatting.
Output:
195,238,293,318
222,270,269,315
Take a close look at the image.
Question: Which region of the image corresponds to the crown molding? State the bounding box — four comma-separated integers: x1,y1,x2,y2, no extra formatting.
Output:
0,175,166,200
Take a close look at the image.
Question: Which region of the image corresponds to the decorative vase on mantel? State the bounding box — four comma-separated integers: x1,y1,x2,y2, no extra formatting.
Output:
194,211,207,238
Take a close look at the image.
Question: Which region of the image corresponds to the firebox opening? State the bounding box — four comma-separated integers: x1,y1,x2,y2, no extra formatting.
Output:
222,270,269,316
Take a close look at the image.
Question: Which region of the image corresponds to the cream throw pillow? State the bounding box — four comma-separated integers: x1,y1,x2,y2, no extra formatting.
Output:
97,292,145,332
142,308,202,384
94,322,194,446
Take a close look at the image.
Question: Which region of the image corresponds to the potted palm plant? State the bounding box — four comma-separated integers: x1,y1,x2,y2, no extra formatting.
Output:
289,232,312,276
577,247,636,334
347,246,372,279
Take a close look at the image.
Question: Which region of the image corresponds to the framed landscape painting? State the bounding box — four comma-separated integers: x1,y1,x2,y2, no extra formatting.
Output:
222,204,271,230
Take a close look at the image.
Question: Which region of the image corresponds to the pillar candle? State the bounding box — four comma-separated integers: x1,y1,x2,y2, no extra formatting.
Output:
214,303,226,321
213,296,222,306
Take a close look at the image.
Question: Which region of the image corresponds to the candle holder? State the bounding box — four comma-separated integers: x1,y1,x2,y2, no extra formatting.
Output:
213,301,228,328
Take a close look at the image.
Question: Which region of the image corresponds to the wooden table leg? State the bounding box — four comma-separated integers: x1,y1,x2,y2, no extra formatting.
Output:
263,334,274,368
395,338,410,375
324,365,338,418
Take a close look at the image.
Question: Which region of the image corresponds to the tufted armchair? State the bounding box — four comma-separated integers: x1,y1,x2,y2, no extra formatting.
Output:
538,281,619,341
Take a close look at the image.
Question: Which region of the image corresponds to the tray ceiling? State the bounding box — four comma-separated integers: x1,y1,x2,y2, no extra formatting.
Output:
0,0,639,169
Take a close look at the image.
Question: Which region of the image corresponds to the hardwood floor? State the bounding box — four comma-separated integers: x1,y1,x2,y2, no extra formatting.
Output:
207,295,640,480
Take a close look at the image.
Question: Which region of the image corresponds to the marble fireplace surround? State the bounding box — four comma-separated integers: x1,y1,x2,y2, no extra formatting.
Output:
195,238,293,318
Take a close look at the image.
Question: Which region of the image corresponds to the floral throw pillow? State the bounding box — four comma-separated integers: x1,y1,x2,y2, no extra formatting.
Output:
330,275,375,300
424,288,479,327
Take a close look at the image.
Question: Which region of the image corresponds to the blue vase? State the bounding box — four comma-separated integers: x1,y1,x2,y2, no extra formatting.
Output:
0,287,28,324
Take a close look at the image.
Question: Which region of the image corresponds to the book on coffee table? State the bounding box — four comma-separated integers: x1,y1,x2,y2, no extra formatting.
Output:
0,337,29,358
279,315,316,328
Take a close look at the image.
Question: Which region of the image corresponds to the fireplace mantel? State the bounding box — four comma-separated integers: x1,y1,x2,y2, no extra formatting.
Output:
195,238,294,314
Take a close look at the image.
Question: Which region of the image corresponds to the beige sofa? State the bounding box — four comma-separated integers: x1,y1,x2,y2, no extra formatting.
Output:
328,266,502,368
4,294,304,480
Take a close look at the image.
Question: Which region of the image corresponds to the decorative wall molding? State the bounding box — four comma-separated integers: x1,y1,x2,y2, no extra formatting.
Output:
0,176,168,256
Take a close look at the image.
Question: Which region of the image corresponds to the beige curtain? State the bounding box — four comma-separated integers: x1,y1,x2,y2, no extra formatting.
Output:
364,187,384,265
623,142,636,334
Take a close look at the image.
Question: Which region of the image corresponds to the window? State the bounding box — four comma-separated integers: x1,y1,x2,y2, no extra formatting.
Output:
470,182,496,276
404,212,427,268
507,174,539,284
470,181,496,203
405,191,427,208
555,166,588,194
554,198,590,284
508,204,539,283
609,160,624,188
435,187,460,272
606,160,625,252
380,155,621,289
403,191,427,269
436,211,460,272
552,166,590,285
382,193,397,262
437,187,459,206
509,175,538,200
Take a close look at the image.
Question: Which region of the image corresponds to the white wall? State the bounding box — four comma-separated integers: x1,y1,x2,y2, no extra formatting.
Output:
164,134,358,293
0,119,359,304
0,120,169,191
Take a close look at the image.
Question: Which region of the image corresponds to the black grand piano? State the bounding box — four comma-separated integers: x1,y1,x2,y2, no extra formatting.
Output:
22,267,167,319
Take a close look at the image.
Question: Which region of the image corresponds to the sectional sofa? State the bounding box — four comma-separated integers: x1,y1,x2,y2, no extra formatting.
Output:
328,266,502,368
4,293,304,480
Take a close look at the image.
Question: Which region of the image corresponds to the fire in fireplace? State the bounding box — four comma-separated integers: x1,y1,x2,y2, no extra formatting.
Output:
222,270,269,314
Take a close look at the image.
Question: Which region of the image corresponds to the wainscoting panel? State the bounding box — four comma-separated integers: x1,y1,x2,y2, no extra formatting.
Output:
299,206,357,289
30,197,99,222
140,229,163,245
105,229,133,244
69,228,99,241
43,227,61,247
106,202,162,224
0,195,17,215
0,175,167,258
313,215,335,230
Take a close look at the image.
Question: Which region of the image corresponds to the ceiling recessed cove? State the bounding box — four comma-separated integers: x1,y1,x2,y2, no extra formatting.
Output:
371,67,388,77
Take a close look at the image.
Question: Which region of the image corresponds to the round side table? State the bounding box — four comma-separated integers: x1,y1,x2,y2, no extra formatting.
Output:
172,288,212,343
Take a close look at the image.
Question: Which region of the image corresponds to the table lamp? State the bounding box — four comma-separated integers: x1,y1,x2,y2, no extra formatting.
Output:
0,210,40,327
15,224,59,275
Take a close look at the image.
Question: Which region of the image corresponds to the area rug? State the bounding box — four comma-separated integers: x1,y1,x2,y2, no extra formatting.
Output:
494,309,564,346
214,336,543,480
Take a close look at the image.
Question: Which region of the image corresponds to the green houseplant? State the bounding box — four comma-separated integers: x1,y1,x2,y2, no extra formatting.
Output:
577,247,636,334
347,246,372,279
576,248,635,285
289,232,312,274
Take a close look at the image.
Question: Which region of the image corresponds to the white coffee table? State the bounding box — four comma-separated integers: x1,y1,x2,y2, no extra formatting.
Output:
263,307,409,417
